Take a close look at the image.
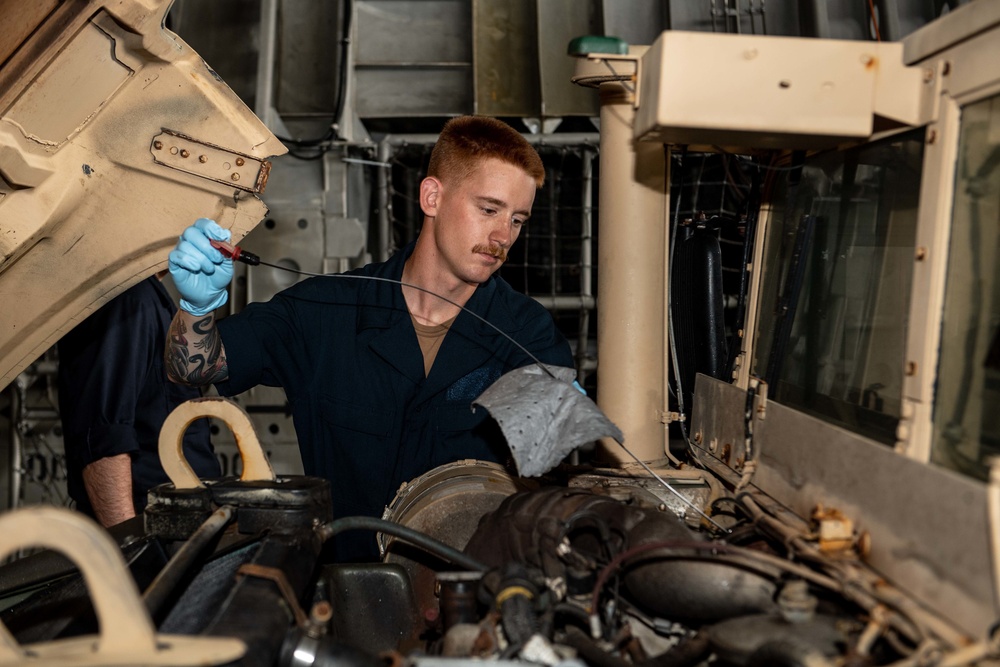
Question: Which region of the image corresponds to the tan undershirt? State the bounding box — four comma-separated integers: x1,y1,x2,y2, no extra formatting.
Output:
411,314,457,376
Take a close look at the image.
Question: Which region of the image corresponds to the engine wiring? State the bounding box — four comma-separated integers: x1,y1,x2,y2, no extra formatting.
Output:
567,483,980,663
667,145,691,453
581,532,937,663
560,510,619,563
737,492,975,652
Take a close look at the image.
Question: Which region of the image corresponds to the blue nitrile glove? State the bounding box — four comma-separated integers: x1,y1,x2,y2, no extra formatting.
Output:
168,218,234,317
573,380,587,396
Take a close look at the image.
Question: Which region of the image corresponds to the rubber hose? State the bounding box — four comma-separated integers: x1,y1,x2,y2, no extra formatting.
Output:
316,516,487,572
501,594,538,646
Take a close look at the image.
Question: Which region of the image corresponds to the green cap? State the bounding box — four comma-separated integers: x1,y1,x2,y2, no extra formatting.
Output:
567,35,629,57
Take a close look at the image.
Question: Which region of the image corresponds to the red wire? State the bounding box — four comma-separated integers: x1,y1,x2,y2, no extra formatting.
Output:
867,0,882,41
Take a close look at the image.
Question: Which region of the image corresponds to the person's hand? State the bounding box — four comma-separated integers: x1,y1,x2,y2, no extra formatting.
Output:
168,218,234,317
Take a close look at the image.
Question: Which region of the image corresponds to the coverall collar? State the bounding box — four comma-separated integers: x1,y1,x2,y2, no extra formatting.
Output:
357,242,506,394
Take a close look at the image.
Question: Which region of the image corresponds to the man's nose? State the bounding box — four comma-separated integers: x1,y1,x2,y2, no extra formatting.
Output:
490,219,514,247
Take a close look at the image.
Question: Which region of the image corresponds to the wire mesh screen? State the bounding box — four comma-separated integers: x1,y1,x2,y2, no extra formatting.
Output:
505,147,593,299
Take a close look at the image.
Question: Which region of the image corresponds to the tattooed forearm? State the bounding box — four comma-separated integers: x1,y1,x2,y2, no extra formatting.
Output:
190,317,228,383
165,312,229,385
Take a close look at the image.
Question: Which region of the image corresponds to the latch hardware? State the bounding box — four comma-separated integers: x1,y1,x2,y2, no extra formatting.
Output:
150,129,271,194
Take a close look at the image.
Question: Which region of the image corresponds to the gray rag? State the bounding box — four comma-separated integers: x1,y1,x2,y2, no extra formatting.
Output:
472,364,624,477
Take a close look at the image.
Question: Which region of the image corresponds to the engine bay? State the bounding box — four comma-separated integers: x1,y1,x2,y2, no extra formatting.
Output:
0,405,988,667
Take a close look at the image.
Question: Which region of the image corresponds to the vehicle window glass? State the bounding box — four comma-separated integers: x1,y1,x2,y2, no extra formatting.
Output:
931,94,1000,480
752,130,924,444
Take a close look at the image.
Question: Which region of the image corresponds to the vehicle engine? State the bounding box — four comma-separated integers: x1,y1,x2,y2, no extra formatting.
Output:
0,442,965,667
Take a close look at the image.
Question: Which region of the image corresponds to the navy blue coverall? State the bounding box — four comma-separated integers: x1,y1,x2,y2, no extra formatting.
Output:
216,243,573,560
58,276,220,519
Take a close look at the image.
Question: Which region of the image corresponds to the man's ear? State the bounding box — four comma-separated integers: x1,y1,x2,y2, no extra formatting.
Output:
419,176,441,217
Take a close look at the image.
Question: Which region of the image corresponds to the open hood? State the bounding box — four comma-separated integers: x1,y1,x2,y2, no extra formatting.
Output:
0,0,286,389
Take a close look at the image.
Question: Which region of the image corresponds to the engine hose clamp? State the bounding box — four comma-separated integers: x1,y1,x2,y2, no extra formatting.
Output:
496,585,535,608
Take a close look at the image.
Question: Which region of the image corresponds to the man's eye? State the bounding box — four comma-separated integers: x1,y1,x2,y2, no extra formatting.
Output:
482,207,497,215
513,218,526,227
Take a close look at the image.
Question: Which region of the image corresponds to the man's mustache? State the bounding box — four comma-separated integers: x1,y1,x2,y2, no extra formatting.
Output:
472,244,508,262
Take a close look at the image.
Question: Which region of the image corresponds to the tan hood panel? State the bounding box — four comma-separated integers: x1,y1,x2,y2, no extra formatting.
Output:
0,0,286,389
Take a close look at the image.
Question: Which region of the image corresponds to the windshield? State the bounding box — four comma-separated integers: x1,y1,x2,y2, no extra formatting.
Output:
752,130,925,444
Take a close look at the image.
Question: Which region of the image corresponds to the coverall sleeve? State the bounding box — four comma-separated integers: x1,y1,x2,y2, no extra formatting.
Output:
57,290,159,468
215,289,309,397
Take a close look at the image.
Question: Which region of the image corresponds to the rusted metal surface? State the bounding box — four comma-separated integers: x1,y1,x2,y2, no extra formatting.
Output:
0,0,60,69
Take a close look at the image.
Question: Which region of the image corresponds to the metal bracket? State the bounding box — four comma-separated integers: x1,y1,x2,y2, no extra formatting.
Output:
150,129,272,194
570,52,642,108
811,505,857,553
661,410,686,424
237,563,309,628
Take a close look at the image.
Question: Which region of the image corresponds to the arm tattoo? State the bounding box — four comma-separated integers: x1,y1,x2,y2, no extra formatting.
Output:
166,314,229,385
